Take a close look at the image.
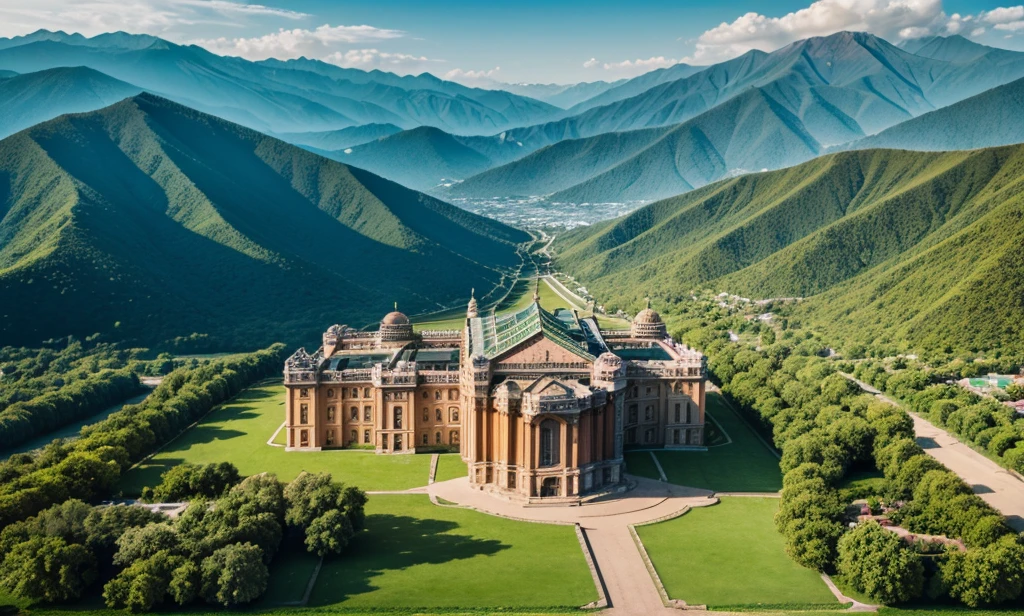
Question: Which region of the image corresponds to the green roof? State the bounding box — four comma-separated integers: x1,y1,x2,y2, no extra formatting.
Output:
469,302,595,361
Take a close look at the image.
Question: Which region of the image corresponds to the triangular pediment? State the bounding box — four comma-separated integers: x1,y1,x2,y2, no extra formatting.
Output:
491,331,595,365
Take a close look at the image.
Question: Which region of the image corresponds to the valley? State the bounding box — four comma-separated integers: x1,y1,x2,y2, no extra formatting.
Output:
2,13,1024,616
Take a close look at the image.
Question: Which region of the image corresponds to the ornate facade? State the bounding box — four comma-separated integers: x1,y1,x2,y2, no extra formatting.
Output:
283,292,706,503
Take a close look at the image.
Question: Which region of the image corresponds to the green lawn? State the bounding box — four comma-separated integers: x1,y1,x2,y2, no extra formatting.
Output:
260,542,321,606
626,392,783,493
435,453,468,483
119,383,434,495
308,495,596,609
638,497,838,609
624,450,661,479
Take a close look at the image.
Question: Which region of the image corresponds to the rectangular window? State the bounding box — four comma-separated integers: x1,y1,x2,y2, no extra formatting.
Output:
300,429,309,447
300,388,309,398
394,407,403,430
300,404,308,424
364,406,371,422
364,429,370,443
422,433,428,445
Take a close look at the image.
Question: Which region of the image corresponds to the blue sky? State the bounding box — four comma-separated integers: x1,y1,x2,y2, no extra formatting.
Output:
1,0,1023,83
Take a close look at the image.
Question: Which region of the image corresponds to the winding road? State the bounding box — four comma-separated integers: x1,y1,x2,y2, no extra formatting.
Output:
843,374,1024,531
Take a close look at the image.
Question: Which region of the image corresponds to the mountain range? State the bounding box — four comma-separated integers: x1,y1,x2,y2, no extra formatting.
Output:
0,30,561,135
0,94,529,348
443,32,1024,203
553,144,1024,356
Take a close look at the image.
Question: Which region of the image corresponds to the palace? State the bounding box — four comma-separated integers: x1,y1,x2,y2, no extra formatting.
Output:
283,290,707,503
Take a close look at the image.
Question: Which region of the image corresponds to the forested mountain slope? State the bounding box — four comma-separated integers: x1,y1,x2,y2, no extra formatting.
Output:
553,145,1024,355
0,94,529,348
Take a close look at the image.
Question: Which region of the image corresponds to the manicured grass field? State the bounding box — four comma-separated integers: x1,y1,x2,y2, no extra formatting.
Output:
308,495,596,609
119,383,435,495
638,497,838,609
626,392,783,493
435,452,468,482
260,542,321,606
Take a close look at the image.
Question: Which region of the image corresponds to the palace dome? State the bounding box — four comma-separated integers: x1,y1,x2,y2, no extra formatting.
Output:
631,299,667,339
634,307,662,325
382,311,410,325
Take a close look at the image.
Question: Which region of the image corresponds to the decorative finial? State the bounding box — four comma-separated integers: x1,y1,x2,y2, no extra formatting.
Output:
394,301,398,311
471,288,475,298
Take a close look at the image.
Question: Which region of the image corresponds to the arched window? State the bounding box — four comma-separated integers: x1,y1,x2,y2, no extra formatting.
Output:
423,408,429,422
435,390,442,400
422,391,429,399
449,430,459,445
363,429,370,443
350,406,358,421
435,431,441,444
450,407,459,422
394,407,403,430
327,407,335,422
540,419,560,467
364,388,371,398
327,389,335,398
436,408,442,422
422,433,428,445
300,404,308,424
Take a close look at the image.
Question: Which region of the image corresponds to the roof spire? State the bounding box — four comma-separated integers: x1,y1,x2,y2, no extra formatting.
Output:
394,301,398,311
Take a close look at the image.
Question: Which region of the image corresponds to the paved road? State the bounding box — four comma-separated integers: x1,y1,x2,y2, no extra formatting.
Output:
430,476,717,615
843,374,1024,531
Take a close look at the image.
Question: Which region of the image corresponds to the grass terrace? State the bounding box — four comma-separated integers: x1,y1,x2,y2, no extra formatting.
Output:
307,495,597,610
638,497,838,609
119,383,459,495
624,392,783,493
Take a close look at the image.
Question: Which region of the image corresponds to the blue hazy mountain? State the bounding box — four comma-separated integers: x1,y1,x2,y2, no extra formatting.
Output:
565,63,705,113
444,31,1024,202
323,125,531,191
843,75,1024,152
498,32,1024,154
482,79,627,109
452,87,821,201
0,30,560,135
276,123,404,151
0,66,142,138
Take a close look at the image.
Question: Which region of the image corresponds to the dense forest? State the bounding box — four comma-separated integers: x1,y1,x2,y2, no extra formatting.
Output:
669,301,1024,607
554,144,1024,360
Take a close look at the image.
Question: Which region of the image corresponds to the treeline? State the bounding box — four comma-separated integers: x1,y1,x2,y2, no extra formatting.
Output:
0,338,178,452
682,323,1024,607
854,361,1024,473
0,465,366,611
0,344,285,528
0,369,142,450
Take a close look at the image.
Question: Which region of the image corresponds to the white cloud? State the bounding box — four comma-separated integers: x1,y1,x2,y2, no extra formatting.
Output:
444,66,501,86
584,56,680,78
682,0,954,64
196,24,405,60
322,48,439,74
971,27,987,36
981,6,1024,24
0,0,306,38
994,21,1024,31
